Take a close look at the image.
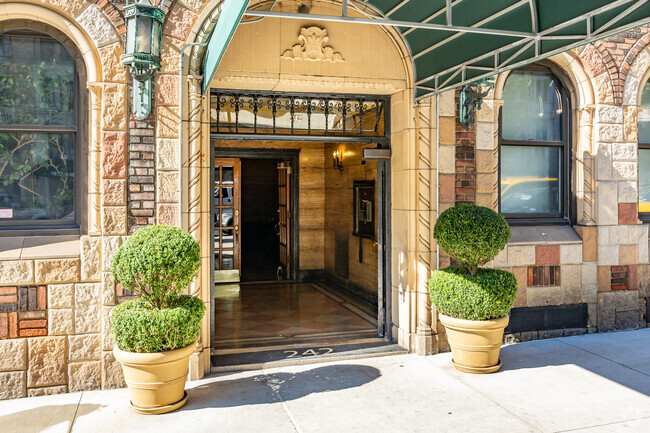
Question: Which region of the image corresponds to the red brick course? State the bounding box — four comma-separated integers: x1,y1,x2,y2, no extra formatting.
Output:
0,285,48,340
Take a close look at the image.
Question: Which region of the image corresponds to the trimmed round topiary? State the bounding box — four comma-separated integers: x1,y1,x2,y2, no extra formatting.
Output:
112,224,201,309
429,267,517,320
111,295,206,353
433,203,510,274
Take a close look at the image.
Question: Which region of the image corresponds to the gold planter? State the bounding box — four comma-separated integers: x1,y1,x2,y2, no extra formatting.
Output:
439,313,509,374
113,343,195,414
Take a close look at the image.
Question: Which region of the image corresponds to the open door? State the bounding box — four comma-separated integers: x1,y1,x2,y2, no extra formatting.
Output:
214,158,241,282
277,161,292,280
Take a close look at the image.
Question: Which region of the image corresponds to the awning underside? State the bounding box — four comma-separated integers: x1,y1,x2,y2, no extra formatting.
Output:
205,0,650,100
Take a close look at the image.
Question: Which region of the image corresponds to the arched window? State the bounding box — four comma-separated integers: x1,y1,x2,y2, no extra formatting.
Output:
0,31,78,232
638,81,650,221
499,66,570,224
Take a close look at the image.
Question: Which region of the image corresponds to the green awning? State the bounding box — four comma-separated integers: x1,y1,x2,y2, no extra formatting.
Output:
208,1,650,100
202,0,251,93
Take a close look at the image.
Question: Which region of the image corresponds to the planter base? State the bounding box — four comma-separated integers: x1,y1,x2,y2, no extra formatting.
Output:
130,391,188,415
451,358,502,374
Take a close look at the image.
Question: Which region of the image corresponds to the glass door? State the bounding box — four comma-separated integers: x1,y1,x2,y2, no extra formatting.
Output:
214,158,241,282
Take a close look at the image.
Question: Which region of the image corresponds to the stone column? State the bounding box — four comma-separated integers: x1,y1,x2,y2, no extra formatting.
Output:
87,84,102,236
414,99,437,355
577,106,596,225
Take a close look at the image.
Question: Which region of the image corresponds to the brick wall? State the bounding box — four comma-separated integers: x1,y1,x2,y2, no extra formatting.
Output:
454,89,476,204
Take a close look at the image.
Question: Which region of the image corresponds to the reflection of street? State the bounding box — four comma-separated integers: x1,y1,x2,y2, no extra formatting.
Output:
500,177,559,214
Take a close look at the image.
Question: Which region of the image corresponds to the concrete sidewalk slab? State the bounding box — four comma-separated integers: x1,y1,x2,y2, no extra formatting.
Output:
1,329,649,433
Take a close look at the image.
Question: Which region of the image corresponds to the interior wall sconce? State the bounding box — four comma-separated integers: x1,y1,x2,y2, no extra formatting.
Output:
333,150,344,172
122,0,165,120
459,77,495,130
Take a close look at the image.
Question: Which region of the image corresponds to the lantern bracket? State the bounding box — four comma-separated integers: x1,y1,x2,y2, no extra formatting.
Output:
459,77,495,130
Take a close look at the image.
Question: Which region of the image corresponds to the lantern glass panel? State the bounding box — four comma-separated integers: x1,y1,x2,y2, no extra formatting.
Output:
152,20,161,57
126,16,136,55
136,15,152,54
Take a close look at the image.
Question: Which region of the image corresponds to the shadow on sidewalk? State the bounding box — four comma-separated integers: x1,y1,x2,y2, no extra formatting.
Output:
496,336,650,397
0,403,104,433
185,364,381,409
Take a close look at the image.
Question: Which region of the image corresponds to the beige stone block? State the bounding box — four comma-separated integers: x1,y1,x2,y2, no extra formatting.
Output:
102,84,127,130
102,179,126,206
475,122,494,150
157,138,179,170
623,75,640,105
598,244,619,266
102,236,123,272
160,35,183,74
0,371,26,399
102,272,116,306
438,145,455,174
597,124,625,143
164,3,198,40
624,106,639,142
612,142,636,161
101,350,125,389
48,308,74,336
75,283,101,334
528,286,563,307
587,302,598,328
582,263,598,287
68,361,101,392
97,42,127,83
595,142,612,180
596,181,618,225
583,284,598,304
0,339,27,372
27,336,67,387
69,334,101,362
77,4,119,48
594,74,614,104
560,244,582,264
640,238,650,264
561,265,581,304
512,266,527,308
476,149,496,173
618,180,638,203
0,260,34,285
612,161,637,180
81,236,102,282
35,259,80,284
48,283,74,308
157,203,179,226
629,47,650,78
476,99,496,122
27,385,67,397
598,292,616,330
615,291,638,312
438,117,455,145
438,89,455,116
157,171,180,203
507,245,535,266
46,0,87,17
596,105,624,124
157,106,179,138
102,206,127,236
156,74,180,106
619,244,637,266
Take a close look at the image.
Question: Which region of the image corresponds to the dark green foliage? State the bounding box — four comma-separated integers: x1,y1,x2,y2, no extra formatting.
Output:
433,203,510,274
428,267,517,320
112,225,201,309
111,296,206,353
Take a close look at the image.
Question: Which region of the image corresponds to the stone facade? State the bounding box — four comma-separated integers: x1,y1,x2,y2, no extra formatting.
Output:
1,0,650,401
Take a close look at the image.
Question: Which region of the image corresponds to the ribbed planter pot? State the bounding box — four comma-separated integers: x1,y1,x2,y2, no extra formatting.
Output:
113,343,195,414
439,313,509,374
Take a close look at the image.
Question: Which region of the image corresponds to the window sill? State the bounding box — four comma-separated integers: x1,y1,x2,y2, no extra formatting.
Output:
508,225,581,245
0,235,80,260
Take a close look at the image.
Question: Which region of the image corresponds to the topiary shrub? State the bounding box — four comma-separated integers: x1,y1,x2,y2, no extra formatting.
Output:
112,224,201,309
110,224,204,353
429,203,516,320
429,267,517,320
111,296,205,353
433,203,510,276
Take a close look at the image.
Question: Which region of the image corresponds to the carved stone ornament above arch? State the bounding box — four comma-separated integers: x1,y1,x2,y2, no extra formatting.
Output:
281,26,344,63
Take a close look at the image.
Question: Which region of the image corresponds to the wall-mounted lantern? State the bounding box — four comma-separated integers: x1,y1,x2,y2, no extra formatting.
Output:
333,150,344,172
122,0,165,120
459,77,495,130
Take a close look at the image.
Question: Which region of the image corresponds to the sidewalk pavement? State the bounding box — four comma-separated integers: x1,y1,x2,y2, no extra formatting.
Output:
2,329,650,433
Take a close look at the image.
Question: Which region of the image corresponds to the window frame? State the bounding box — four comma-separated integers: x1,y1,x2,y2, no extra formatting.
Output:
0,30,82,235
638,82,650,223
498,65,573,226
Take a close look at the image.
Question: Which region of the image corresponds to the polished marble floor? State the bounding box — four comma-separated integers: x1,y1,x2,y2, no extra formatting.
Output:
213,282,378,350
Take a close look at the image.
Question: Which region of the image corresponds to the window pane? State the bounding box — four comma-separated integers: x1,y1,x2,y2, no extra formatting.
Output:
640,149,650,212
500,146,561,214
0,132,75,221
502,71,562,142
0,34,75,126
639,82,650,144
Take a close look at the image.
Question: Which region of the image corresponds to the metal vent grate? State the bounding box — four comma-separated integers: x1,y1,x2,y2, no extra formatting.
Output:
528,266,561,286
505,304,588,333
